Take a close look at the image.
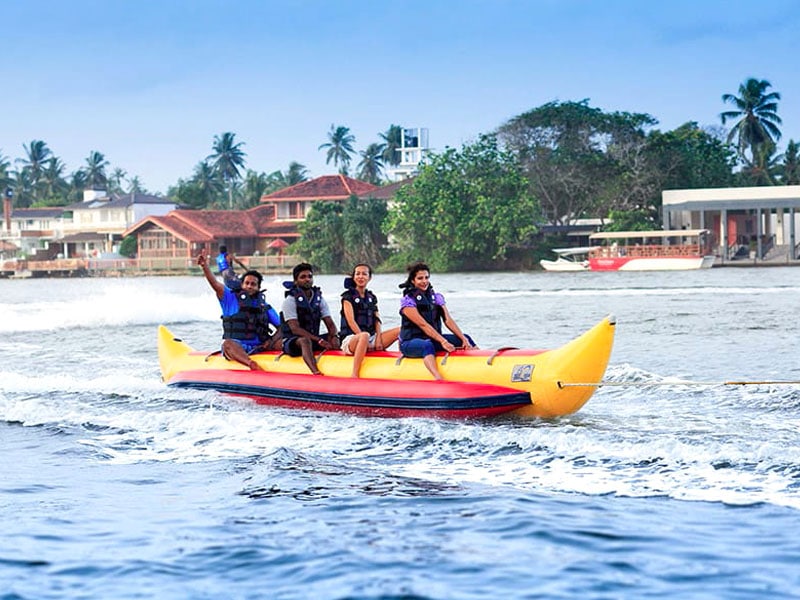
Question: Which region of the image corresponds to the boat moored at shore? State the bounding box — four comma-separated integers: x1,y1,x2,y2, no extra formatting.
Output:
539,247,594,272
587,229,716,271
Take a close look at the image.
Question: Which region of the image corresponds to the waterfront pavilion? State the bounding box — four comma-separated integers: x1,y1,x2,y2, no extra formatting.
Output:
662,185,800,263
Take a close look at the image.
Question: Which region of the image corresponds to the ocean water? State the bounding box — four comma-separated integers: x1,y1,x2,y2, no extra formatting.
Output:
2,268,800,599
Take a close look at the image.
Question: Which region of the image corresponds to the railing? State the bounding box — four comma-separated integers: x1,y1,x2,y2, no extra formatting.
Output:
0,254,301,278
589,244,707,259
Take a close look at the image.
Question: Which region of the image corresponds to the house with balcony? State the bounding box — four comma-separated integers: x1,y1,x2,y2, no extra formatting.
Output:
0,206,69,260
124,204,296,261
61,190,178,258
260,174,379,221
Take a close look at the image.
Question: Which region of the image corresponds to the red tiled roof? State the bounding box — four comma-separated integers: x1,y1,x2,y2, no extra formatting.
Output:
124,205,296,242
261,174,379,203
358,177,416,200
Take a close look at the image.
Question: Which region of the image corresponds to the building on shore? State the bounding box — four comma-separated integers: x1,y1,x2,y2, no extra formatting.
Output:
662,185,800,263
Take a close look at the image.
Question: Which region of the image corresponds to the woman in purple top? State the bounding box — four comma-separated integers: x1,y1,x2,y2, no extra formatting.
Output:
398,261,475,380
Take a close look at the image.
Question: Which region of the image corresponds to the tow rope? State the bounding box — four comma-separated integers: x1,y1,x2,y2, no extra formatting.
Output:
558,380,800,389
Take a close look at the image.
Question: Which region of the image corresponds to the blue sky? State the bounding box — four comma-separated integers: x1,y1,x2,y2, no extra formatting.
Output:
3,0,799,194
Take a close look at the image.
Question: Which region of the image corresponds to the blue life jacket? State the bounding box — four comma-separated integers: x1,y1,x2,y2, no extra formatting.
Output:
222,291,275,342
281,283,323,338
399,286,442,341
339,278,379,339
216,253,231,274
217,253,241,290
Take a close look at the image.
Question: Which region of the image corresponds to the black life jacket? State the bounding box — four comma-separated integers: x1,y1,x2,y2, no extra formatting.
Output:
280,283,323,338
339,279,378,338
399,286,442,341
222,291,275,342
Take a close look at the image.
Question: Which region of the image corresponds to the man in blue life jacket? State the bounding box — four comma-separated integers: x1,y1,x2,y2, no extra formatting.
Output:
280,262,339,375
198,250,281,371
216,244,247,291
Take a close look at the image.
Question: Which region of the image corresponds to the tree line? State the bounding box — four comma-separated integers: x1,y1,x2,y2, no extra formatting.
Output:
0,124,404,209
2,77,798,270
296,77,800,271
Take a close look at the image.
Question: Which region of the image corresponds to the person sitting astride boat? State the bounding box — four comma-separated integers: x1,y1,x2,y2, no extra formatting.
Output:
339,263,400,378
198,251,281,371
280,263,340,375
398,261,476,381
216,244,247,291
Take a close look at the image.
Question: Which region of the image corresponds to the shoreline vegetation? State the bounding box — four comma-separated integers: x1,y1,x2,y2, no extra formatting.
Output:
3,253,800,280
3,78,798,273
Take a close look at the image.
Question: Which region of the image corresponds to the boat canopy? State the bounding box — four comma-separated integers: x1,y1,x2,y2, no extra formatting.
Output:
589,229,709,241
551,246,597,255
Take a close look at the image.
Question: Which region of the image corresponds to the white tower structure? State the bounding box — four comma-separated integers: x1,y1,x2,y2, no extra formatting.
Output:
389,127,429,181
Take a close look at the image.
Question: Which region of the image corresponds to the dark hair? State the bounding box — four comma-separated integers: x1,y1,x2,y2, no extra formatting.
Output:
242,269,263,287
400,261,430,290
219,245,227,254
351,263,372,277
292,262,313,280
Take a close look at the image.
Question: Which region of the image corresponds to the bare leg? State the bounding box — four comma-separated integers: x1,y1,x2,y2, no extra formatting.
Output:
422,354,443,380
222,340,263,371
349,332,370,378
296,337,321,375
378,327,400,350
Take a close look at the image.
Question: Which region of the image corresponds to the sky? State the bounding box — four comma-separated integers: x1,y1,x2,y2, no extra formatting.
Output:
3,0,799,194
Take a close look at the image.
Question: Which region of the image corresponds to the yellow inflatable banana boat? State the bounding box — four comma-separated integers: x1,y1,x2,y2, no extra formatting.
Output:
158,315,615,419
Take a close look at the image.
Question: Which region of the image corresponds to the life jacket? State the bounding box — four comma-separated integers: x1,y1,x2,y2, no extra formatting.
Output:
222,290,275,342
399,286,442,341
339,278,378,338
216,253,231,274
280,283,323,338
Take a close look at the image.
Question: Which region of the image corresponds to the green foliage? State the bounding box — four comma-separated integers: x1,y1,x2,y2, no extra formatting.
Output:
721,78,782,168
293,201,345,272
119,235,138,258
293,196,390,273
356,143,386,184
604,209,656,232
319,124,356,175
386,135,541,271
647,123,735,191
380,125,403,167
342,196,390,266
497,100,658,225
780,140,800,185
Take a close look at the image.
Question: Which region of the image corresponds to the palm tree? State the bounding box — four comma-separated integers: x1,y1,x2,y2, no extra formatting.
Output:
40,157,69,203
241,169,270,208
318,124,356,174
357,143,386,184
207,132,247,208
128,176,146,194
781,140,800,185
721,78,782,169
67,170,88,203
109,168,127,194
17,140,53,202
380,124,403,167
83,151,110,189
0,151,13,199
192,160,224,207
286,161,309,185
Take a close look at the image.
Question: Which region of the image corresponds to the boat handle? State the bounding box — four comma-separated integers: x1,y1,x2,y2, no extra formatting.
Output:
486,347,519,365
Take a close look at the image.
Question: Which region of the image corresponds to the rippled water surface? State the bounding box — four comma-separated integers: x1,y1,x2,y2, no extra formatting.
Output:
2,268,800,598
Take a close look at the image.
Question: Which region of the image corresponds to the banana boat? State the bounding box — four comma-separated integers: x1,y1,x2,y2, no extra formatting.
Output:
158,315,615,419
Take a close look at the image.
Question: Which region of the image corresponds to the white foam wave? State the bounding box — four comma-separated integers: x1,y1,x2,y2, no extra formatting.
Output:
0,284,217,333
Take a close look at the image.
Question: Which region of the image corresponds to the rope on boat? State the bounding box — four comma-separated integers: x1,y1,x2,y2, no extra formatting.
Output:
558,379,800,388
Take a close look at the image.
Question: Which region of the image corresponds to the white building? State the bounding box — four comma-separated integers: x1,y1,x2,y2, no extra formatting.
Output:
388,127,429,181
